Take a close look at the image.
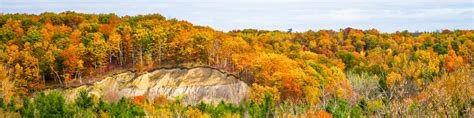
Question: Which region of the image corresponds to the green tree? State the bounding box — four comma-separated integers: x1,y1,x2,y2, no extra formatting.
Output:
336,50,359,70
0,97,5,110
21,29,42,43
75,89,93,109
34,91,69,117
108,97,145,117
325,98,350,118
19,96,34,117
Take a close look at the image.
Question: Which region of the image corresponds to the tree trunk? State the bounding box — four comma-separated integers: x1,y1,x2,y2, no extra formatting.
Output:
50,65,62,84
158,43,162,65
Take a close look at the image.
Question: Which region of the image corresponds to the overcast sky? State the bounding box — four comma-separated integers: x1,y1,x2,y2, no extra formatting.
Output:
1,0,473,32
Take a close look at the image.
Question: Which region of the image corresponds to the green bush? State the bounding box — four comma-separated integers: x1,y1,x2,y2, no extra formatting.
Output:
131,104,146,116
247,92,275,118
0,97,5,110
107,97,145,117
7,97,16,112
93,98,109,114
73,89,95,118
19,96,34,117
75,89,93,109
325,98,350,118
34,91,69,117
195,101,243,118
247,101,262,117
262,92,275,116
108,97,130,117
350,105,364,118
433,43,448,55
193,92,275,118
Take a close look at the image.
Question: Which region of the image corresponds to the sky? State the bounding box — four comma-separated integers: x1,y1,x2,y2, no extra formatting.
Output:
1,0,473,32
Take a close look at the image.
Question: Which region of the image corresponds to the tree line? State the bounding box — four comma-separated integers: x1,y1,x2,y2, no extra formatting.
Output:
0,12,472,116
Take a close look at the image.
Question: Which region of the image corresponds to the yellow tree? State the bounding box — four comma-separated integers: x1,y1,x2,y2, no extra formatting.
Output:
366,47,391,77
6,45,20,65
20,49,43,91
133,27,154,71
151,25,170,66
88,33,108,71
117,24,133,65
107,31,122,65
0,64,14,100
13,63,27,95
386,72,404,100
249,53,311,102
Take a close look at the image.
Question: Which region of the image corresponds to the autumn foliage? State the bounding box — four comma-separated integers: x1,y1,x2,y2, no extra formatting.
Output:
0,12,472,116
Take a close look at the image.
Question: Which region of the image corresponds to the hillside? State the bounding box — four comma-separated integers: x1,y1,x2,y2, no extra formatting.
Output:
59,67,248,105
0,12,472,117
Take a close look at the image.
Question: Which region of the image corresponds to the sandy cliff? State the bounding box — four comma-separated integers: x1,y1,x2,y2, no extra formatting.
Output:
61,67,249,105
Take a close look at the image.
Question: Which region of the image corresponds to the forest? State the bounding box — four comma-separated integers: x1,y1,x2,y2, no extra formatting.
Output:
0,12,472,117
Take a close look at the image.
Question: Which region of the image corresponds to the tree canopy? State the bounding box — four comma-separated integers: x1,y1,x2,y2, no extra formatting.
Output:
0,12,472,117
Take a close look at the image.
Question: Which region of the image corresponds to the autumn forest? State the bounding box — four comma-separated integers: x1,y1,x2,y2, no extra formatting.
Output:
0,12,473,117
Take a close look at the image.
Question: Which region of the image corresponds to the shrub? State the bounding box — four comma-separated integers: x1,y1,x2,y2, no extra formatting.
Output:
133,95,146,104
7,97,16,112
108,97,130,117
185,107,211,118
324,98,350,118
73,89,95,117
34,91,69,117
108,97,145,117
131,104,146,116
247,92,275,118
195,101,243,118
75,89,93,109
0,97,5,110
350,105,364,118
19,96,34,117
93,98,108,113
261,92,275,117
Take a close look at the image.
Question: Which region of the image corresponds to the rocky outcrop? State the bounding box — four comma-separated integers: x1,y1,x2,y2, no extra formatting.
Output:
61,67,249,105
